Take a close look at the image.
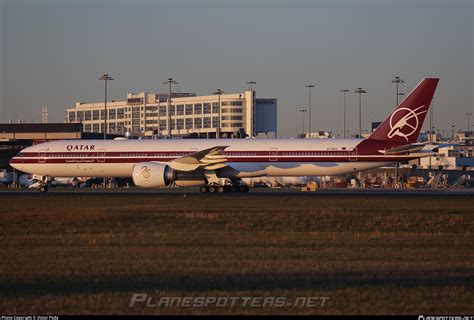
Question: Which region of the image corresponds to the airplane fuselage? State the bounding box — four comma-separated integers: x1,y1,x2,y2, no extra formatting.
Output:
10,138,415,178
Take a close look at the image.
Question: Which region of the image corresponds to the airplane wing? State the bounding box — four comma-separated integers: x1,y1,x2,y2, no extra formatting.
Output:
167,146,229,172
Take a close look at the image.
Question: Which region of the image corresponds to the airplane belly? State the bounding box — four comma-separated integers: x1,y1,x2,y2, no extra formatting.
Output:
227,162,394,177
19,163,134,178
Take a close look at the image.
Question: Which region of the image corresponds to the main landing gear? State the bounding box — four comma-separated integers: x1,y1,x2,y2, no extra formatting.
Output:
199,184,249,193
200,171,249,193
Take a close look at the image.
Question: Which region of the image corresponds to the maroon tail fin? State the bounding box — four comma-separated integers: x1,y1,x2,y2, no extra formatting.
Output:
369,78,439,144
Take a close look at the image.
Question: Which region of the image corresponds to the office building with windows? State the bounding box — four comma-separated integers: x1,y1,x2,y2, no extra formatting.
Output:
66,90,277,138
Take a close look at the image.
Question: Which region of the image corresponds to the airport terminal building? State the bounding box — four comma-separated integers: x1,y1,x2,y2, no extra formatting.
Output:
66,91,277,138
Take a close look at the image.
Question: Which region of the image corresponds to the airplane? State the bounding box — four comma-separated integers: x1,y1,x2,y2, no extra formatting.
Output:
9,78,439,193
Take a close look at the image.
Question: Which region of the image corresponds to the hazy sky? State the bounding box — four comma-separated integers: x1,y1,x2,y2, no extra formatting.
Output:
1,0,473,137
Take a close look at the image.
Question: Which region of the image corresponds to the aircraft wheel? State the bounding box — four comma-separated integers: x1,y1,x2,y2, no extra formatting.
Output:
217,186,225,193
199,186,208,193
208,185,217,193
40,186,48,193
230,185,238,193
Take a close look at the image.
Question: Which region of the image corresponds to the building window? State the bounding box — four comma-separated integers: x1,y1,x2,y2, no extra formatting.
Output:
222,116,243,121
170,105,176,116
222,101,243,106
185,104,193,115
159,120,167,131
185,118,193,129
109,123,117,132
212,117,219,128
203,103,211,114
117,109,124,119
76,111,84,122
177,119,184,130
170,119,176,130
92,123,100,132
132,108,141,120
117,123,125,133
222,108,242,114
100,110,105,120
203,117,211,128
176,105,184,116
68,112,76,122
222,123,242,128
159,106,167,116
84,124,91,132
194,104,202,114
84,111,91,121
194,118,202,129
108,109,116,119
93,110,100,121
212,102,219,113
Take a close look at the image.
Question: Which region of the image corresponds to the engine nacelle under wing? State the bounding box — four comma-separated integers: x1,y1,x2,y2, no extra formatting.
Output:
132,162,176,188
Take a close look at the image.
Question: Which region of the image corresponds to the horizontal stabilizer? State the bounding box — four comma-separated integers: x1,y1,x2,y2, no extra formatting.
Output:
379,143,426,155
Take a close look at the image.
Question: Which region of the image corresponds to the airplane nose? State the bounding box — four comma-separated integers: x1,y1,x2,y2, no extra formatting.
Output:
9,157,20,170
9,151,27,171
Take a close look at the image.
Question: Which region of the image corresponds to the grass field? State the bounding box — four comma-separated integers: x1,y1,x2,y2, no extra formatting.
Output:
0,192,473,315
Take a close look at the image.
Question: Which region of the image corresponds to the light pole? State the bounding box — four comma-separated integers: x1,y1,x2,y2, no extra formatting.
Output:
398,92,405,104
305,84,315,138
392,76,404,107
354,88,367,138
246,81,256,136
98,74,113,139
299,109,308,135
163,78,178,139
451,125,455,141
429,98,434,144
467,113,472,132
214,89,224,138
246,81,256,93
340,89,349,138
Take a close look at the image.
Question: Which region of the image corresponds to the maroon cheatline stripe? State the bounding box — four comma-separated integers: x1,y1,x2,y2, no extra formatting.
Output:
17,150,360,158
10,156,415,164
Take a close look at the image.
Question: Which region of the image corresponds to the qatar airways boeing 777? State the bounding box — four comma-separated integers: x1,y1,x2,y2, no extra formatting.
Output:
10,78,439,193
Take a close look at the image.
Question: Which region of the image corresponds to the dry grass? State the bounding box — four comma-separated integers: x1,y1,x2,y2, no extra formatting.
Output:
0,193,473,314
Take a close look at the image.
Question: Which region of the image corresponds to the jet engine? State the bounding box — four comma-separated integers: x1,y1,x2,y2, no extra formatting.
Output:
132,162,176,188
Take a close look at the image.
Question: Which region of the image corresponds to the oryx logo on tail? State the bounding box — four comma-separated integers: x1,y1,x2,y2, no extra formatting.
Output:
368,78,438,144
387,105,427,141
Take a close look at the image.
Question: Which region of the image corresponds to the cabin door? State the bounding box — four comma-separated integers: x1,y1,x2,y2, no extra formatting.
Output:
349,148,358,161
97,149,106,163
38,149,47,163
269,148,278,162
